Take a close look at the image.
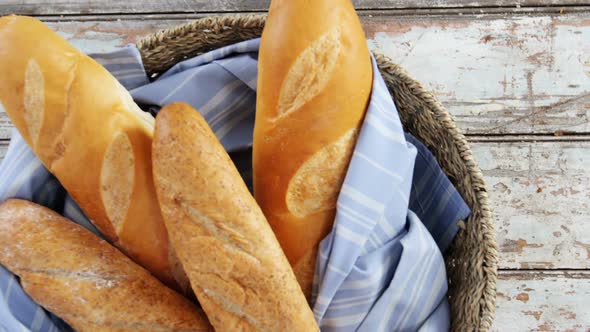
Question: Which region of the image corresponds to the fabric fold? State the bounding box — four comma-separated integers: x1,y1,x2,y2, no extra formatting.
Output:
312,58,452,331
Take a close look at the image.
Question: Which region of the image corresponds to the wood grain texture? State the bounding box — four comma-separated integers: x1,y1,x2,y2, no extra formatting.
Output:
367,13,590,135
0,0,587,16
494,271,590,331
473,141,590,269
0,12,587,137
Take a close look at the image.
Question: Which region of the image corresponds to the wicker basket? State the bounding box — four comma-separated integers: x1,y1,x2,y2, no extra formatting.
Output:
136,14,498,332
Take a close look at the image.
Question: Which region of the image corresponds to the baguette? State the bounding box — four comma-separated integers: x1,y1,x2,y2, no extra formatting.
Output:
0,199,212,332
253,0,373,298
152,102,319,331
0,15,187,292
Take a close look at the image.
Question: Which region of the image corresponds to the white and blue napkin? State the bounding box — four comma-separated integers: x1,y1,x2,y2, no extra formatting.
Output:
0,38,470,332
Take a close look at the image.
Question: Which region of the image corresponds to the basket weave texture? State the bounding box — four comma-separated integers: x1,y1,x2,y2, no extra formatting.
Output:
136,14,498,332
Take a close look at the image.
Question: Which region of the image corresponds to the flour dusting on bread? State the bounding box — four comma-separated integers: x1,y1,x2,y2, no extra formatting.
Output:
277,27,341,118
100,132,134,234
24,59,44,148
286,128,357,217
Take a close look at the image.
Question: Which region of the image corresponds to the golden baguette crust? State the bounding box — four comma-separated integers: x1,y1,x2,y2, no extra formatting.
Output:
0,15,187,291
253,0,372,298
152,102,319,332
0,199,212,332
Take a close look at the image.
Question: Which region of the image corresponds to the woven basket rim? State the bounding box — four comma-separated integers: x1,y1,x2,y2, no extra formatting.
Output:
136,13,498,331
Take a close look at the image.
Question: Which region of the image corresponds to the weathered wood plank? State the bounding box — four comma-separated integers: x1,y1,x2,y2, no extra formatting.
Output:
0,13,587,137
366,13,590,135
469,135,590,142
473,141,590,269
0,0,587,16
495,271,590,331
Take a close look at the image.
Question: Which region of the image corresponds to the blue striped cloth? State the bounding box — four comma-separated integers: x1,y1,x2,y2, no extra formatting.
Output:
0,38,470,332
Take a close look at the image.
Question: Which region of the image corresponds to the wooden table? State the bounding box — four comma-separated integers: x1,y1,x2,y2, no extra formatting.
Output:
1,1,589,330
